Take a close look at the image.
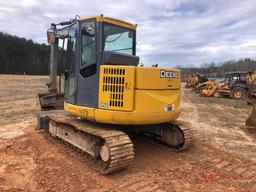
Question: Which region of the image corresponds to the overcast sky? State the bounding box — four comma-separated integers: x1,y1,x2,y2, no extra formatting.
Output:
0,0,256,67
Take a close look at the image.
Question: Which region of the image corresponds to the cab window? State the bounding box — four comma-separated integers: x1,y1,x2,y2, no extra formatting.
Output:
80,20,97,77
103,23,135,55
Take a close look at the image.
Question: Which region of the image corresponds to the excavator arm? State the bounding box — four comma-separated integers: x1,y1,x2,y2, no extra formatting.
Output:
38,22,71,109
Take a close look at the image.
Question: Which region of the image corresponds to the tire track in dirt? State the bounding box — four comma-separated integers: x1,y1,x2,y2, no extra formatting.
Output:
26,130,110,192
181,89,256,162
177,90,256,191
105,134,255,192
116,172,169,192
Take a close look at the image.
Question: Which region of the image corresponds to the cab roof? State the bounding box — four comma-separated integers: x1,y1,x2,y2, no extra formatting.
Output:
79,15,137,30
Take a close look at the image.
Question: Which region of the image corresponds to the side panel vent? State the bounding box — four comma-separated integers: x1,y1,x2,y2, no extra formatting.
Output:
98,65,135,111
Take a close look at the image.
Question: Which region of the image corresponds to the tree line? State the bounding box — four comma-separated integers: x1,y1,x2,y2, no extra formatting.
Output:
0,32,50,75
1,31,256,78
178,58,256,79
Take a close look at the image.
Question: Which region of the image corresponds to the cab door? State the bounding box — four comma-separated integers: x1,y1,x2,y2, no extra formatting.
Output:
76,19,99,108
64,23,78,104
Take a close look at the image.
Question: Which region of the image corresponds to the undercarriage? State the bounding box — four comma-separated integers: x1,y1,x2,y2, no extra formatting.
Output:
37,111,195,174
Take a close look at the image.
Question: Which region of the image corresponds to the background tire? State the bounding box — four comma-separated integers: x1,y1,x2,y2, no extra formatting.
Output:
231,87,246,99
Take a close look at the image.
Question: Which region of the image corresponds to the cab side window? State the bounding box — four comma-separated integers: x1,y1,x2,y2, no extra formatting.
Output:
64,23,78,103
80,21,97,77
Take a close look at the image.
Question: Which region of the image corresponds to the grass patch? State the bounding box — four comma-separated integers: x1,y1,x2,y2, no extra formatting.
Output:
190,95,250,109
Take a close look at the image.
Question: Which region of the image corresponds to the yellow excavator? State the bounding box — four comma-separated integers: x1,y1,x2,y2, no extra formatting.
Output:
37,15,195,174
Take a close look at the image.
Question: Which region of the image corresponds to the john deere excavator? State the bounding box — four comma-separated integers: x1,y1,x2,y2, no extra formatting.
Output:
37,15,195,174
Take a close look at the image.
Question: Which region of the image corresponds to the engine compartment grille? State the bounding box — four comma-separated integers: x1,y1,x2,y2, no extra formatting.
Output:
103,68,125,108
98,65,135,111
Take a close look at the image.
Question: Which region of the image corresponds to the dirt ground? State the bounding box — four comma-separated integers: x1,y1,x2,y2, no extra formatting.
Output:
0,75,255,192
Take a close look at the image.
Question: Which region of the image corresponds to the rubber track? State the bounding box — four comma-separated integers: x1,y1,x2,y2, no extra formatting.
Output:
47,115,134,174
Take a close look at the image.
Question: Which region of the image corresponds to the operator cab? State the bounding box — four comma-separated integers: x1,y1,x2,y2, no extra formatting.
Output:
224,71,248,88
48,16,139,108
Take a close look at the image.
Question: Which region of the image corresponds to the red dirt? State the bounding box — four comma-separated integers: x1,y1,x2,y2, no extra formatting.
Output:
0,75,255,192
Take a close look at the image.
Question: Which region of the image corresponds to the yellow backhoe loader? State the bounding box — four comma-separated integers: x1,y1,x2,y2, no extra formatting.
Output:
37,15,195,174
185,73,208,89
201,71,256,99
195,79,217,94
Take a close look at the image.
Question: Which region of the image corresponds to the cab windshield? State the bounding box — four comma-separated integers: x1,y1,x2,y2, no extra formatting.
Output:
103,23,135,55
